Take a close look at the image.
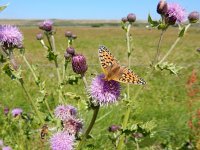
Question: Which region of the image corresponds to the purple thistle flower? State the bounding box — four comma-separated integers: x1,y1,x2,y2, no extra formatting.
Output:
54,105,77,121
63,118,83,135
72,54,88,75
89,74,121,106
165,3,186,24
50,131,75,150
11,108,23,117
0,25,23,49
39,20,53,32
2,146,12,150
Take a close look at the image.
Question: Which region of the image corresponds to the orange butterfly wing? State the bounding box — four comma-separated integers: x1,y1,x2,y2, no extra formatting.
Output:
98,45,146,85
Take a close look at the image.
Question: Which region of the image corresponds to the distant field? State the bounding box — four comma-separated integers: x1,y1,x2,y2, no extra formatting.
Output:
0,23,200,149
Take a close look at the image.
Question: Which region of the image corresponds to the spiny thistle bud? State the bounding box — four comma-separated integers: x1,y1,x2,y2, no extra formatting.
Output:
188,11,199,23
36,33,43,40
127,13,136,23
66,47,75,56
72,34,77,39
39,20,53,32
121,17,128,23
165,15,177,25
108,125,121,132
157,0,168,15
4,107,9,115
72,54,87,75
64,52,71,60
65,31,72,38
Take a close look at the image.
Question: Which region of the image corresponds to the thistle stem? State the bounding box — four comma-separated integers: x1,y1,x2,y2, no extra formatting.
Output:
126,24,131,105
22,54,53,117
81,74,88,90
158,24,191,65
20,80,44,124
153,30,165,65
77,105,100,150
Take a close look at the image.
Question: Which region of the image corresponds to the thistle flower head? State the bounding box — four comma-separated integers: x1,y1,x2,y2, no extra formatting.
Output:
72,54,88,75
0,25,23,49
165,3,186,24
50,131,75,150
54,105,77,121
66,47,75,56
121,17,128,23
11,108,23,117
2,146,12,150
72,34,77,39
89,74,121,106
39,20,53,32
63,118,83,134
65,31,72,38
188,11,199,23
127,13,136,23
157,0,168,15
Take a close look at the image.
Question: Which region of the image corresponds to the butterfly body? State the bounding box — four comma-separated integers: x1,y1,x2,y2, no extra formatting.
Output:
98,46,146,85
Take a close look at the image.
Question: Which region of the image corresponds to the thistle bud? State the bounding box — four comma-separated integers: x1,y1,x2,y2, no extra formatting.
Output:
4,107,9,115
108,125,121,132
66,47,75,56
36,33,43,40
72,54,87,75
64,52,71,60
157,0,168,15
165,15,176,25
188,11,199,23
39,20,53,32
127,13,136,23
65,31,72,38
72,34,77,39
121,17,128,23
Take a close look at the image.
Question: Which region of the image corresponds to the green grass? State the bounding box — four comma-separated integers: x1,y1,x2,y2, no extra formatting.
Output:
0,25,200,149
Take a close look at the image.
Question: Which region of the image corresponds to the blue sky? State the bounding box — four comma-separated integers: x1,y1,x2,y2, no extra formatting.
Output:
0,0,199,20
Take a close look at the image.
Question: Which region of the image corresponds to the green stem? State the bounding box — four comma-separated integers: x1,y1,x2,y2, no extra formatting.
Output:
158,24,191,65
40,40,48,50
51,35,56,52
153,30,165,65
77,105,100,150
8,49,18,70
126,23,131,115
20,81,44,124
158,37,180,64
54,59,64,104
22,55,38,82
22,54,53,117
81,74,88,90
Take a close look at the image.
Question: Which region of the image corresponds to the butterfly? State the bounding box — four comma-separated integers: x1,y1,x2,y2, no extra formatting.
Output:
98,45,146,85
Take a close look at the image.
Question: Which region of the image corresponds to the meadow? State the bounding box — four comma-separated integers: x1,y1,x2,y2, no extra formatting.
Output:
0,21,200,149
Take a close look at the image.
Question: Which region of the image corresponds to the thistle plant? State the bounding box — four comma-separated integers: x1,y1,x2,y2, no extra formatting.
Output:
0,1,199,149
